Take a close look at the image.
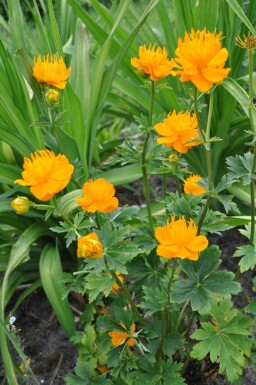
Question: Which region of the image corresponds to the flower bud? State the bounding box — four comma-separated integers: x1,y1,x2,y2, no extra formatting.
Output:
11,196,30,214
45,88,60,104
134,67,149,79
168,153,179,164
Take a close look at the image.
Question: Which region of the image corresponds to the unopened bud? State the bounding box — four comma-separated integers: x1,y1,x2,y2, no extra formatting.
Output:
11,196,30,214
134,67,149,79
168,154,179,164
45,88,60,104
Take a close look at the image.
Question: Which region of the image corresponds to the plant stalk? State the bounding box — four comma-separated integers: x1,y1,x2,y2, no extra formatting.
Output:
0,273,19,385
159,259,178,357
104,257,142,322
248,48,256,245
141,81,155,234
194,87,214,232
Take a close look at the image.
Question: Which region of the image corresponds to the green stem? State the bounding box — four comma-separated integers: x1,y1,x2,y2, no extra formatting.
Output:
194,87,214,232
250,142,256,245
248,48,256,245
197,195,211,234
206,88,214,140
141,81,155,234
159,260,178,357
175,299,190,332
104,257,142,322
194,87,206,142
0,273,19,385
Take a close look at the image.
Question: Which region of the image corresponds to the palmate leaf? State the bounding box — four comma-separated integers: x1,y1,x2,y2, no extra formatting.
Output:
136,358,186,385
191,299,252,383
171,246,241,313
226,152,255,185
139,285,169,316
234,245,256,273
85,273,113,303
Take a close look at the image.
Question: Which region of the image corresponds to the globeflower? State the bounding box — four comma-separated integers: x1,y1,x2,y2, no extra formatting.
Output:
77,233,103,259
155,216,208,260
14,150,74,201
75,178,118,213
173,29,231,92
155,110,200,154
184,174,206,196
33,55,71,89
109,322,136,347
131,44,175,81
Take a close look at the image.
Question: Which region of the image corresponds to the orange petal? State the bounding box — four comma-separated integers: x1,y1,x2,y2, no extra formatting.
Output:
188,235,208,252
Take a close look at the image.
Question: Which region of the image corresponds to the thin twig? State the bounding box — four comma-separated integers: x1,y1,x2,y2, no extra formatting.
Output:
49,353,63,385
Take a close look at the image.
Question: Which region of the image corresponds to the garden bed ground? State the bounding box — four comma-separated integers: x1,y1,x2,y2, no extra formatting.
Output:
1,178,256,385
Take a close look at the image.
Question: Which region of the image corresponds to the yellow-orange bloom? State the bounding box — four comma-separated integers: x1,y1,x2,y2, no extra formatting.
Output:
77,233,103,259
19,358,31,373
184,174,206,196
155,216,208,261
75,178,118,213
33,55,71,89
97,365,109,374
173,29,231,92
14,150,74,201
109,322,136,347
155,110,200,154
131,44,175,81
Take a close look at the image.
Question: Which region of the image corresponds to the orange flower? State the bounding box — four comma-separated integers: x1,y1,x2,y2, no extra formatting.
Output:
173,29,231,92
155,110,200,154
110,272,125,294
77,233,103,259
75,178,118,213
97,365,109,374
184,174,206,196
14,150,74,201
109,322,136,347
131,44,175,81
155,216,208,261
33,55,71,89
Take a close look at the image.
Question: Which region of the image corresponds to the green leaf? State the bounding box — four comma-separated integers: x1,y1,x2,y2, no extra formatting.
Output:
234,244,256,272
139,285,169,317
39,243,75,337
163,333,185,358
137,358,186,385
226,0,256,36
171,246,241,313
85,273,113,303
191,299,252,383
226,153,255,185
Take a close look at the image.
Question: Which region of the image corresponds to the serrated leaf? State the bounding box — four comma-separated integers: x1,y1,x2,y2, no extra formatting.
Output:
85,273,113,303
59,272,86,299
171,246,241,313
137,359,186,385
226,153,255,185
234,244,256,272
191,300,252,383
139,285,168,316
215,194,240,214
163,333,185,358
